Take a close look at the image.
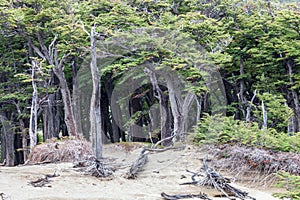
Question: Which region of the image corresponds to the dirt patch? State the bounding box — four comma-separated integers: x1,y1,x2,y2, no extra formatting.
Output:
0,143,282,200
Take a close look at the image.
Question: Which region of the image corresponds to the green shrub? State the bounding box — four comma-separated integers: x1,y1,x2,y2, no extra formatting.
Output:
274,172,300,199
37,130,44,144
193,114,300,153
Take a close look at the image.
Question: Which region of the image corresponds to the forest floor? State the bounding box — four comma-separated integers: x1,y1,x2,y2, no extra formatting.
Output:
0,143,285,200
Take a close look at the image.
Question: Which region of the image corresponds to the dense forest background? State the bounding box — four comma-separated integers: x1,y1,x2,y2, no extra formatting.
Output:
0,0,299,167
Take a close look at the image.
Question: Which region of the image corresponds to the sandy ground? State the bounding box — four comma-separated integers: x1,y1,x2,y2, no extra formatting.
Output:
0,143,282,200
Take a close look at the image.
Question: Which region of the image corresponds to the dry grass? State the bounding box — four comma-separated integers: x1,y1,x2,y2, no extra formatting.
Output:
26,139,93,165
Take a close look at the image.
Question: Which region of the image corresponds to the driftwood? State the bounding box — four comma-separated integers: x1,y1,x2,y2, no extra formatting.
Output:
161,192,211,200
182,158,256,200
29,173,59,187
126,149,148,179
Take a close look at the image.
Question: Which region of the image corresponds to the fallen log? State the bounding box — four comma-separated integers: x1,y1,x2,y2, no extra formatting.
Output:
161,192,212,200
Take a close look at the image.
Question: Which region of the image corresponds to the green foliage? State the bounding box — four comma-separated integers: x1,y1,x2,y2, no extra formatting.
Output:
193,114,300,152
253,92,294,132
37,130,44,144
274,172,300,199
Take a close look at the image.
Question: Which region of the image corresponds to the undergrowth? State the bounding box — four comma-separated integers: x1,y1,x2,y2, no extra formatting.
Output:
193,114,300,153
274,172,300,199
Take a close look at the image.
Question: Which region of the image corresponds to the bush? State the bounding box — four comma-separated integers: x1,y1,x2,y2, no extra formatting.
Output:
274,172,300,199
193,114,300,153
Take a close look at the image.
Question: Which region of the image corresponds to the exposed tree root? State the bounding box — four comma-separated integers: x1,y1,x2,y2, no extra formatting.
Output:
202,144,300,187
161,192,212,200
74,155,113,178
207,144,300,175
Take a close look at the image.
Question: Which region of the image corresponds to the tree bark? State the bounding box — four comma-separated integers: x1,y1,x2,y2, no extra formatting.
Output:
42,93,56,140
0,114,15,166
196,96,203,124
287,60,300,132
53,67,77,137
262,100,268,129
29,61,39,151
245,90,257,123
144,68,171,145
72,60,83,136
90,27,103,160
238,56,247,119
14,102,28,162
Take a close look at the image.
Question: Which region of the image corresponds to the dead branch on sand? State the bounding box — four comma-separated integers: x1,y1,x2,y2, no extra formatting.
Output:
182,158,256,200
29,173,59,187
0,192,8,200
161,192,212,200
126,149,148,179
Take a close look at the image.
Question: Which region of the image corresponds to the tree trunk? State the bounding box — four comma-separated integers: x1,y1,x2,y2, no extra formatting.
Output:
182,92,196,138
29,61,39,151
145,68,172,146
262,100,268,129
53,68,77,137
196,96,203,124
245,90,257,123
90,27,103,160
72,60,83,136
14,102,29,162
165,72,184,141
0,114,15,166
238,56,247,119
43,93,56,140
287,60,300,132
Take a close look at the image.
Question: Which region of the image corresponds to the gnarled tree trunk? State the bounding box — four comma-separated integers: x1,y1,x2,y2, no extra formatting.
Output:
90,27,103,160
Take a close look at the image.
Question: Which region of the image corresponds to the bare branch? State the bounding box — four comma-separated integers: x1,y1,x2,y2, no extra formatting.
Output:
27,39,47,61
